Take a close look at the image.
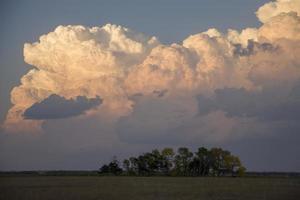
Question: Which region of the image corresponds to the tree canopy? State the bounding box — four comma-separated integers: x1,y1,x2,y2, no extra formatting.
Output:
99,147,246,177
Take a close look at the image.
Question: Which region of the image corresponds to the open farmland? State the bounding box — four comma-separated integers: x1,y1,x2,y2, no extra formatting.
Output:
0,176,300,200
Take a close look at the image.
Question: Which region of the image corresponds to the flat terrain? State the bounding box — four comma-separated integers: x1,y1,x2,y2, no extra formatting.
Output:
0,176,300,200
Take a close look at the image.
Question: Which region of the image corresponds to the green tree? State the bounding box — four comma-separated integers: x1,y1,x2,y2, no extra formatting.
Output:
175,147,193,176
209,148,231,176
237,166,246,177
129,157,138,175
99,158,123,175
223,154,246,176
108,158,123,175
100,147,245,177
161,147,175,175
123,159,130,175
99,164,110,174
195,147,210,176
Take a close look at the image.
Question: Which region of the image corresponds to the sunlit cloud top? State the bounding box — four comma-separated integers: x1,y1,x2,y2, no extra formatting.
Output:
3,0,300,145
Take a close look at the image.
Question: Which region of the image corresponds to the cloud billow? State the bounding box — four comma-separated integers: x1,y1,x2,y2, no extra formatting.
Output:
3,0,300,144
23,95,102,120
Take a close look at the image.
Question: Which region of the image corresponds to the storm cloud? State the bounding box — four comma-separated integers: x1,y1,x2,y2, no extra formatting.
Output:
23,95,102,120
0,0,300,171
197,86,300,121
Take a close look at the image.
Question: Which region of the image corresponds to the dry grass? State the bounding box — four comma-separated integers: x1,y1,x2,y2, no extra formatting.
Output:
0,176,300,200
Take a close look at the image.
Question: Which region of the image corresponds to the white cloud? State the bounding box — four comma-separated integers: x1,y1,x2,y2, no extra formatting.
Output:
256,0,300,23
3,0,300,146
258,12,300,42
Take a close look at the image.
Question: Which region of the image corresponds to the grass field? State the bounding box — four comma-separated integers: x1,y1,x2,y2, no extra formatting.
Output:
0,176,300,200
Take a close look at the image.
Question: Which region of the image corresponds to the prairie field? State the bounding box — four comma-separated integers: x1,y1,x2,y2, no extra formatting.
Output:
0,176,300,200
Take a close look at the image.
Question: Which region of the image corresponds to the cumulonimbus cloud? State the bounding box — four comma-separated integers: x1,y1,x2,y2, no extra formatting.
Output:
3,0,300,143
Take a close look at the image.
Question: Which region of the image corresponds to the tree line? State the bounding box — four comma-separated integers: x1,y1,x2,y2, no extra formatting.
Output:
99,147,246,177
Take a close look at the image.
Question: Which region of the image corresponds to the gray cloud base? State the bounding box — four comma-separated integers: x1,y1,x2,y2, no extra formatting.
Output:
23,95,102,120
197,85,300,121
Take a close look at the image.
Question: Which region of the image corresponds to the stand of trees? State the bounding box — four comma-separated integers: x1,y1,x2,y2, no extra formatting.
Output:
99,147,246,177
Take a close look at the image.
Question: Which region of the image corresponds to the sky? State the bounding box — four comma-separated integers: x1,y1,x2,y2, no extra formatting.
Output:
0,0,300,171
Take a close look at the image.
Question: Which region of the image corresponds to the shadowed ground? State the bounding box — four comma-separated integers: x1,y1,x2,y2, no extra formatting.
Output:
0,176,300,200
